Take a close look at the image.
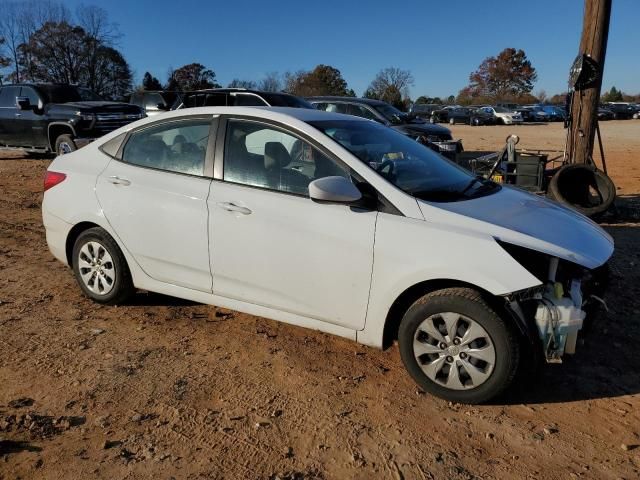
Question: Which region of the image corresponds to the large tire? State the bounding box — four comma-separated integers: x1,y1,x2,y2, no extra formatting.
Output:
398,288,519,404
72,227,135,305
547,164,616,217
55,134,77,155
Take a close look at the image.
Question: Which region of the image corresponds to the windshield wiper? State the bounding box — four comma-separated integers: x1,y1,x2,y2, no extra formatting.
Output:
461,177,482,195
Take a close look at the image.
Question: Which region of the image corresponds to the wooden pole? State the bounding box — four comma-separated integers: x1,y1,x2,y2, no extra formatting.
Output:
567,0,612,164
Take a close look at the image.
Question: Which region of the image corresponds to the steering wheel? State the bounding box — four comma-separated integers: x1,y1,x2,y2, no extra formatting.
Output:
377,159,396,179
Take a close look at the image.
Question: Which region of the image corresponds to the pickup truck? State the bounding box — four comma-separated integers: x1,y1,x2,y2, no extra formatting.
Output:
0,83,145,155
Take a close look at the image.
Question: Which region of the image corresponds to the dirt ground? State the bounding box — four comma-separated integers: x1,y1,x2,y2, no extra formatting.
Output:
1,121,639,480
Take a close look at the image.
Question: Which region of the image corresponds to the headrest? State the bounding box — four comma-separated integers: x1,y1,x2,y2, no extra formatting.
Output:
264,142,291,170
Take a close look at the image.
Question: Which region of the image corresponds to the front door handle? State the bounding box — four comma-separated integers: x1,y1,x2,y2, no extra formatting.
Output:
107,176,131,186
217,202,252,215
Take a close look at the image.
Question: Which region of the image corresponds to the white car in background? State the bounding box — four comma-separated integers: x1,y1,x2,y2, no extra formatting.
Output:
42,107,613,404
480,106,524,125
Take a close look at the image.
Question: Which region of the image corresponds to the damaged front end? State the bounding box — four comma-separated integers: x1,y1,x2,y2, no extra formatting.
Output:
500,241,609,363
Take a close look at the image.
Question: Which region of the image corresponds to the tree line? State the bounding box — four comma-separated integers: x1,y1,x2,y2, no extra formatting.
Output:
2,2,637,107
0,1,132,100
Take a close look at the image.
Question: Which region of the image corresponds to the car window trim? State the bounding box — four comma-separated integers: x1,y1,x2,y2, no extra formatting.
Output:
112,114,218,179
213,115,402,214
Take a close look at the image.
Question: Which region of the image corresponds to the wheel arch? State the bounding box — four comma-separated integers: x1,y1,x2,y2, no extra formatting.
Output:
65,221,102,266
380,278,515,350
48,123,77,150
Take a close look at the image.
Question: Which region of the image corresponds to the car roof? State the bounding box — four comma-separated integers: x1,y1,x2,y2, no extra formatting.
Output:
133,106,371,124
307,96,388,106
182,88,297,97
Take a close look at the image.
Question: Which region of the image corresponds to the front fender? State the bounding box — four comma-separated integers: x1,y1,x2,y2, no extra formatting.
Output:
358,213,541,348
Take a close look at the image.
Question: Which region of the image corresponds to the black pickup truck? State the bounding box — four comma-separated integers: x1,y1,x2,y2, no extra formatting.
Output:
0,83,145,155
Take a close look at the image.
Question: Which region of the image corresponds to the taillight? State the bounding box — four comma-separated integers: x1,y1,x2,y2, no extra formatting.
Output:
44,171,67,192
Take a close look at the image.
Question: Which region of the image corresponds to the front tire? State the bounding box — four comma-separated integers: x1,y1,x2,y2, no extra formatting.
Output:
398,288,519,404
72,227,134,304
55,134,77,155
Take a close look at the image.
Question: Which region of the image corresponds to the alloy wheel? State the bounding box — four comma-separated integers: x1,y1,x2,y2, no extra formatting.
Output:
412,312,496,390
77,241,115,295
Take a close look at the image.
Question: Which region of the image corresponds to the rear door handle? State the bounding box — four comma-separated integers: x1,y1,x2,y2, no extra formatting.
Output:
217,202,252,215
107,176,131,186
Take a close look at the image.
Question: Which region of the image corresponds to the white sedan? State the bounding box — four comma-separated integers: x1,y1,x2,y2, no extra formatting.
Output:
42,107,613,404
480,106,524,125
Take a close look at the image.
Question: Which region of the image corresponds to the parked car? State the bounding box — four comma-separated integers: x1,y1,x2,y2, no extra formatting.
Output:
173,88,314,109
43,106,613,404
447,107,495,126
540,105,566,122
477,106,523,125
0,83,144,155
597,108,615,121
514,106,549,123
601,102,635,119
130,90,180,116
408,103,443,121
429,105,460,124
309,96,461,157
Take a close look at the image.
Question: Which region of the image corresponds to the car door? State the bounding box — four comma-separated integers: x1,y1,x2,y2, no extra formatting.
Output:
16,86,47,147
208,117,377,330
0,86,22,146
95,116,215,292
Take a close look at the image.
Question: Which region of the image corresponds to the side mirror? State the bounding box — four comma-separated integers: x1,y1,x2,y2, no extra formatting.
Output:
156,102,168,110
16,96,31,110
309,176,362,204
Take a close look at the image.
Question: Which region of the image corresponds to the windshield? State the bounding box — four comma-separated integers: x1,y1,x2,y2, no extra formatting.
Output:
77,87,104,101
373,103,406,124
37,85,100,103
308,119,499,202
493,106,511,113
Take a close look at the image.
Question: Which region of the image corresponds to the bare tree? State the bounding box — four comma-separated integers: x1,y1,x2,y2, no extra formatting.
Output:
259,71,282,92
228,78,257,89
0,2,23,81
536,89,548,103
367,67,414,100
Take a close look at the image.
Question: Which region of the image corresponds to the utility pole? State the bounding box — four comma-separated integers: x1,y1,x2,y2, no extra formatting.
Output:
567,0,612,164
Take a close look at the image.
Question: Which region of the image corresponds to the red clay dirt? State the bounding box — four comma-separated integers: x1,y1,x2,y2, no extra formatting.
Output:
1,121,639,479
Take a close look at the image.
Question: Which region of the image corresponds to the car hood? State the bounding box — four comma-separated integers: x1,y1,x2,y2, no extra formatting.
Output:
48,101,142,114
418,185,614,269
395,123,452,137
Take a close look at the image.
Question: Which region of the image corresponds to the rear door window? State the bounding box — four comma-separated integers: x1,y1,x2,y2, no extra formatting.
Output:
122,119,211,176
232,94,268,106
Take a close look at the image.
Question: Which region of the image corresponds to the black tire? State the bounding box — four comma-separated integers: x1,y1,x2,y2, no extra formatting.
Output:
72,227,135,305
547,164,616,217
55,134,77,155
398,288,520,404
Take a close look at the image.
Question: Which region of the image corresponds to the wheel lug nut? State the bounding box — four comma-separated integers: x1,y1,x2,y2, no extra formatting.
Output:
453,338,460,345
446,356,454,363
440,343,447,350
460,352,467,359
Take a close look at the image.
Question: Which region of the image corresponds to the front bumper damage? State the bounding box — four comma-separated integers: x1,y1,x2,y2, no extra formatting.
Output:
506,256,608,363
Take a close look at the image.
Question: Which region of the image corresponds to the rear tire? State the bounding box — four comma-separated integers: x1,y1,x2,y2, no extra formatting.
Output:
72,227,135,305
55,134,77,155
398,288,520,404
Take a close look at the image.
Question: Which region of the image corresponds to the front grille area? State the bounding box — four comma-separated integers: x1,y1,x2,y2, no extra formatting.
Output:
93,113,140,134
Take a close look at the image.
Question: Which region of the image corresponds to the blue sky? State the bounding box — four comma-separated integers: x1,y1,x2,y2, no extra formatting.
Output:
64,0,639,97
